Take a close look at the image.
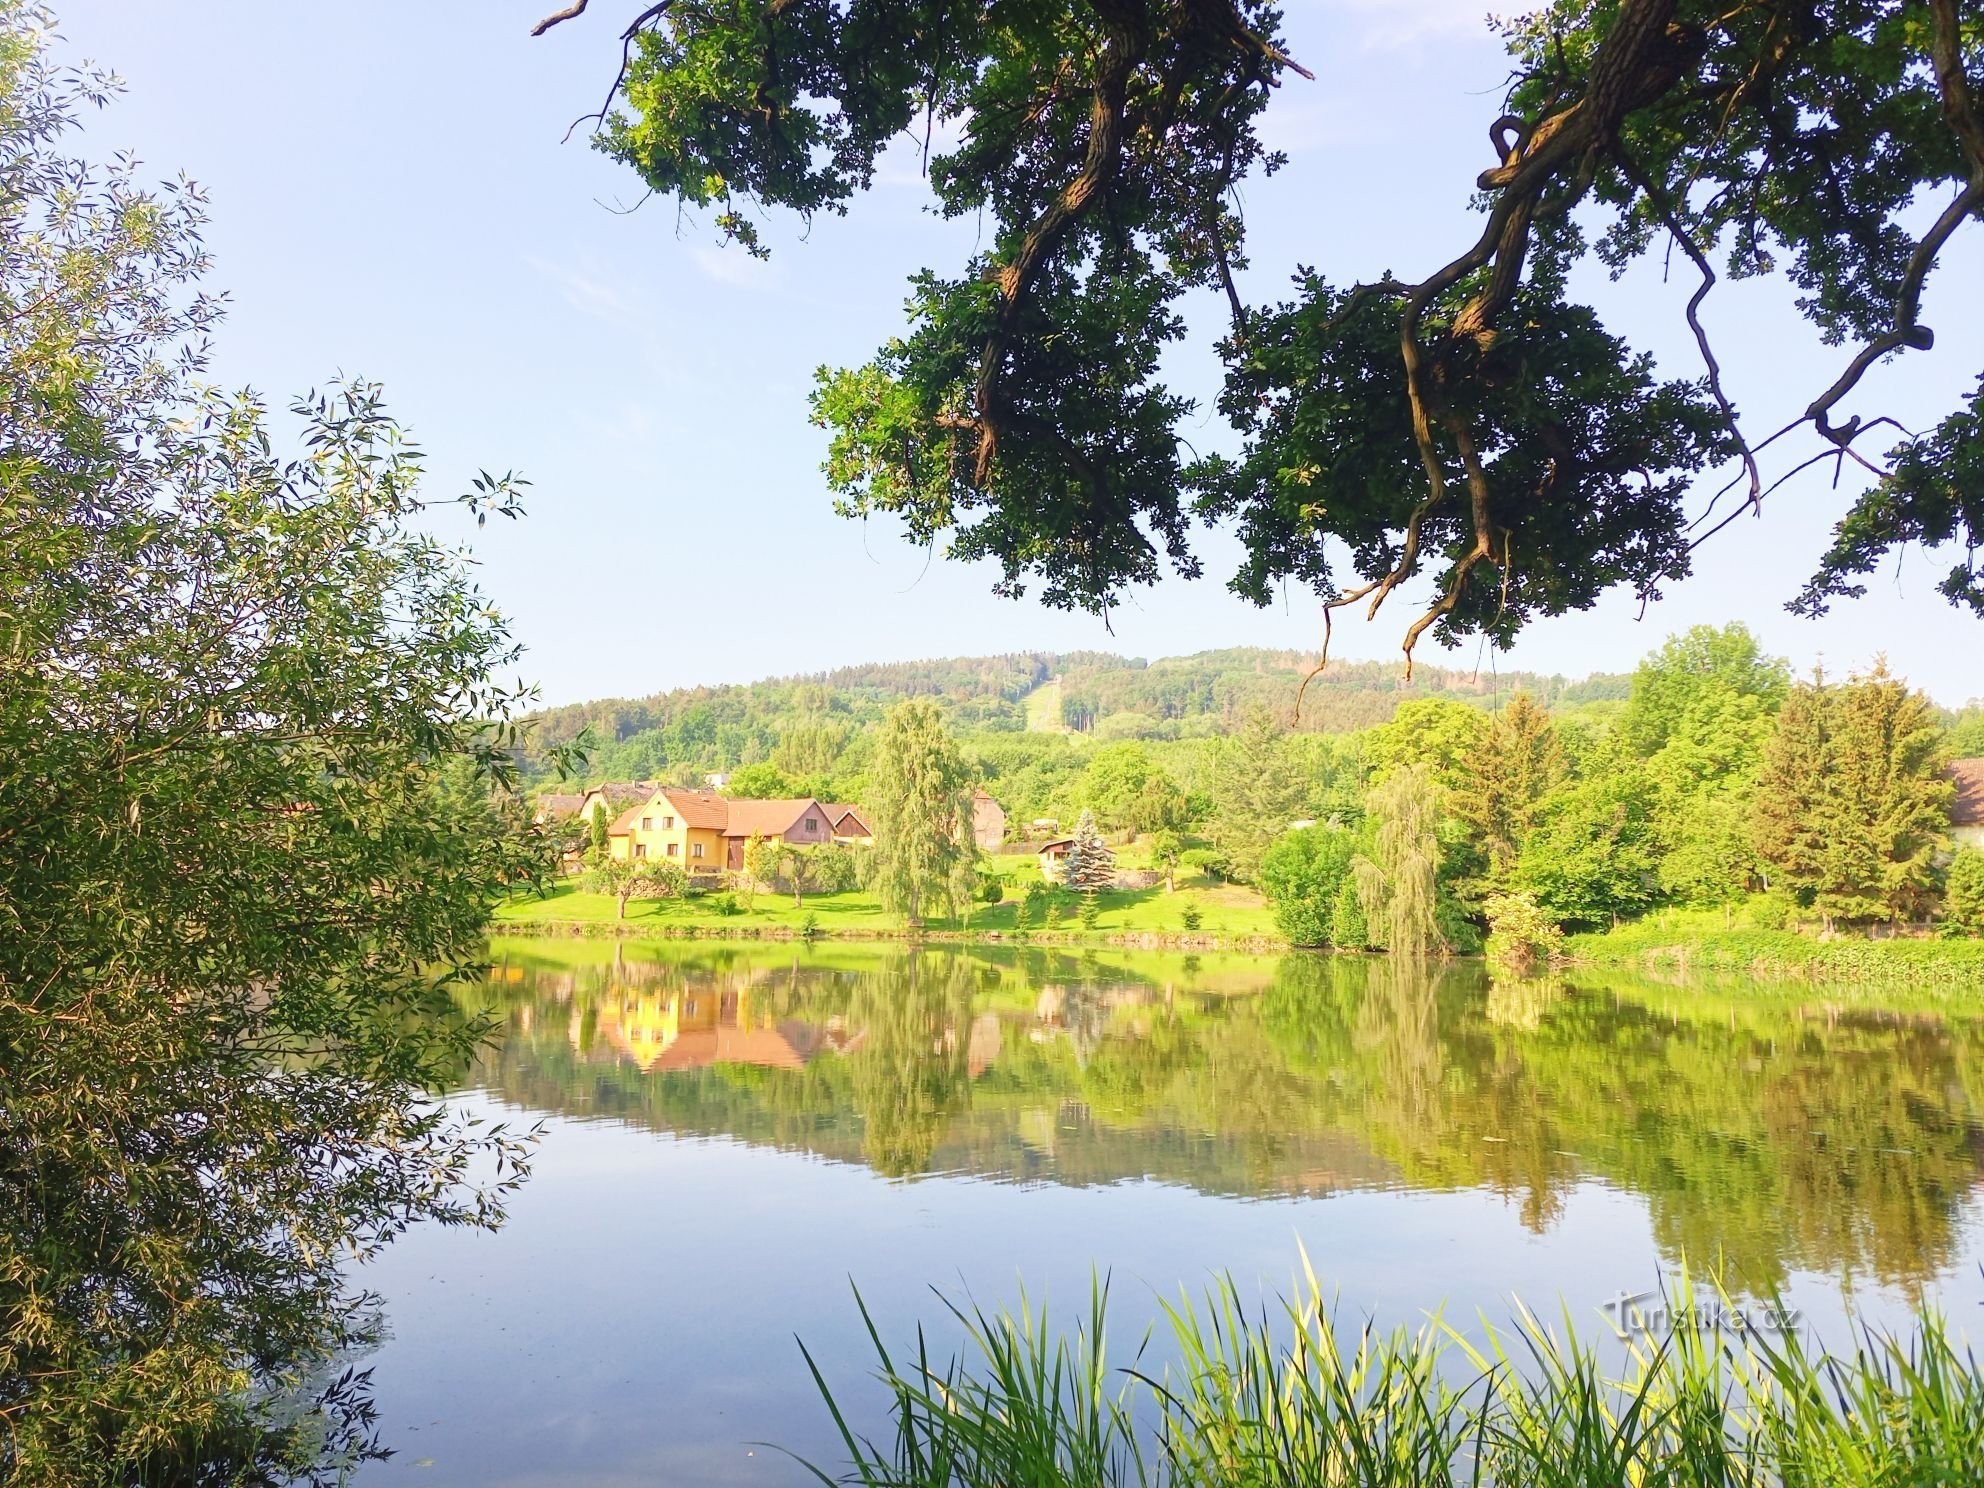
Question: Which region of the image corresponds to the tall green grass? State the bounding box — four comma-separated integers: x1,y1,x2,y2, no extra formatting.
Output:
796,1263,1984,1486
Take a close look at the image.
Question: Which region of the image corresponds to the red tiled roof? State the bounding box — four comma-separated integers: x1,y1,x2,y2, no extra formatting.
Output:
1953,758,1984,827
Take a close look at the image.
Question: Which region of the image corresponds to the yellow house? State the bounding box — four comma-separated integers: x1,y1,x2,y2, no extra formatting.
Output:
606,786,728,874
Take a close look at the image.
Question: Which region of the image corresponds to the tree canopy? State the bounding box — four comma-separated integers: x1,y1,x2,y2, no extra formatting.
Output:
537,0,1984,665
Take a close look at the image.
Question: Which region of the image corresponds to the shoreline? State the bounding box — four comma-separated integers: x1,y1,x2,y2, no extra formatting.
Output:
487,918,1286,954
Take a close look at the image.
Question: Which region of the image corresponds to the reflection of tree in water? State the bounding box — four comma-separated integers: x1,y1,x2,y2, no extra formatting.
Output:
470,945,1984,1288
847,953,981,1177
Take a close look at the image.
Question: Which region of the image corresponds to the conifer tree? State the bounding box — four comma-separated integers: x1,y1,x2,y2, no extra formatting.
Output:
1058,809,1117,894
1453,693,1564,878
1753,665,1952,928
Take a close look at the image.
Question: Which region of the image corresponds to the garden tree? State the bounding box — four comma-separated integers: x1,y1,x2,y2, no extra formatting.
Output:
1947,707,1984,757
1259,824,1359,947
738,832,775,910
583,856,688,918
724,760,798,798
1363,699,1489,797
1079,742,1160,831
0,17,545,1479
1516,758,1663,928
1147,828,1185,892
588,799,611,863
1755,663,1952,926
1206,707,1307,883
1128,769,1192,837
1058,808,1119,894
865,698,977,923
1620,624,1789,758
1451,693,1564,878
1351,764,1445,957
534,0,1984,664
1620,625,1788,906
1946,849,1984,933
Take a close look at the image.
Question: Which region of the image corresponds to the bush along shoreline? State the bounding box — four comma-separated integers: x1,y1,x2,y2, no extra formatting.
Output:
1564,924,1984,987
802,1267,1984,1488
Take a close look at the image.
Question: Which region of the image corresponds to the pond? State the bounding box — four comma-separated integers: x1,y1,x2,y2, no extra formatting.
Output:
358,939,1984,1485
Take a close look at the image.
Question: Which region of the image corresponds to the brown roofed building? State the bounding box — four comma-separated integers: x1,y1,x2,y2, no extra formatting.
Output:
1952,758,1984,849
971,789,1007,849
605,788,846,871
825,804,873,842
532,791,587,826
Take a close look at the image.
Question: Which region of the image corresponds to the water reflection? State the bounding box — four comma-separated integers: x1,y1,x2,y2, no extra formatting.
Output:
466,940,1984,1292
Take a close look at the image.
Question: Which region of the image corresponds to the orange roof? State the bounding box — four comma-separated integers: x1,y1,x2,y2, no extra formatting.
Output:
721,797,829,837
1953,758,1984,827
607,797,653,835
657,787,731,830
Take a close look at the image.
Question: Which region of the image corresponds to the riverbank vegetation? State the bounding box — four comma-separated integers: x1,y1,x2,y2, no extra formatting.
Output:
802,1272,1984,1488
0,13,536,1481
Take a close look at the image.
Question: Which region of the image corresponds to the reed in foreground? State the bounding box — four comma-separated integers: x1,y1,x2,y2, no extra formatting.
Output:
796,1267,1984,1487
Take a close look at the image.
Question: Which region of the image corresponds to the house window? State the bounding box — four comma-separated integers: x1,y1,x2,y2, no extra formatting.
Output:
663,815,675,828
805,817,819,832
633,843,647,859
641,816,653,830
666,842,679,857
692,843,705,859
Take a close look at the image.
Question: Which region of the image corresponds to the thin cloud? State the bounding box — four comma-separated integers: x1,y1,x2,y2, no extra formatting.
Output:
525,253,643,321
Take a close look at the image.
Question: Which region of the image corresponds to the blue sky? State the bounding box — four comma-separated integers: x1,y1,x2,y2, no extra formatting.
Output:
54,1,1984,707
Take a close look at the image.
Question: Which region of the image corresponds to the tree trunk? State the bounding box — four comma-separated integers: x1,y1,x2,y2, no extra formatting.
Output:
617,891,629,921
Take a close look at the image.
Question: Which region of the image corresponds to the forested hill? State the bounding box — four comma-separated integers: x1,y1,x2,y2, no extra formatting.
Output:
519,648,1630,785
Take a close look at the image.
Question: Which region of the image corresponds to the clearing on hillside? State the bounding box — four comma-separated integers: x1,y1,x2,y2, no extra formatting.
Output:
1023,676,1065,732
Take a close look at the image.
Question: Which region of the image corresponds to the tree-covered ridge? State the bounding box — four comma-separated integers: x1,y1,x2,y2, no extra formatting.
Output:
517,646,1632,783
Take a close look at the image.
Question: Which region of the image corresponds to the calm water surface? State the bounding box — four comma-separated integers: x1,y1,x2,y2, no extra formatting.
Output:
358,939,1984,1485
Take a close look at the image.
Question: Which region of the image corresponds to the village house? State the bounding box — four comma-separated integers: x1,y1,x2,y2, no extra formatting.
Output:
606,786,856,872
1953,758,1984,850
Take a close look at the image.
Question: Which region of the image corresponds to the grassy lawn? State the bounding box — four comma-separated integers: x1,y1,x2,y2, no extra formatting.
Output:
492,866,1279,941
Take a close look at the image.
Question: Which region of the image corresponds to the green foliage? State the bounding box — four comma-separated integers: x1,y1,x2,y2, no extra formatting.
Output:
1179,848,1230,883
1353,764,1445,957
561,0,1984,659
724,760,800,798
1329,877,1370,950
976,870,1006,906
1517,763,1662,930
1452,693,1564,882
0,19,535,1478
1146,829,1184,892
806,1272,1984,1488
1484,891,1566,970
866,698,976,924
1205,708,1306,884
1179,904,1203,934
582,855,687,918
588,799,610,863
1258,826,1359,947
1754,664,1952,927
1943,849,1984,936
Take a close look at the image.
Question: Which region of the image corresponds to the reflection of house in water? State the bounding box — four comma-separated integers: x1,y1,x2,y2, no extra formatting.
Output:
589,978,863,1073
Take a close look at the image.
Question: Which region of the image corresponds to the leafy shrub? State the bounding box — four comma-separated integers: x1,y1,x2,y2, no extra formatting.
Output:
977,870,1006,905
1484,891,1565,969
1258,826,1356,946
1180,904,1203,933
1078,895,1101,930
709,891,743,917
1179,848,1230,883
1944,848,1984,935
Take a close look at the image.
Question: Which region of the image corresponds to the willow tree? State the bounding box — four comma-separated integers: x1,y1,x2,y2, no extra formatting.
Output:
2,12,541,1480
535,0,1983,665
864,697,976,924
1353,763,1446,958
